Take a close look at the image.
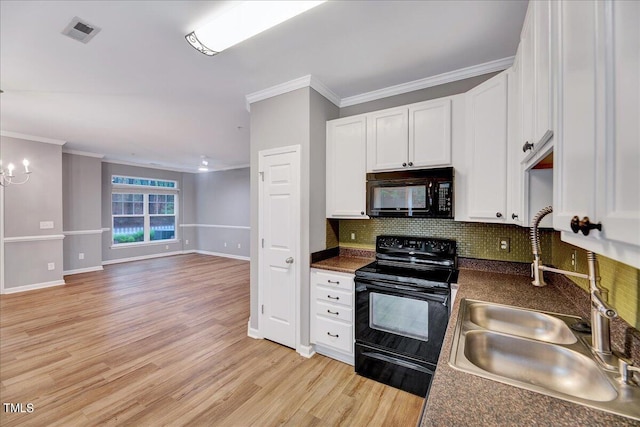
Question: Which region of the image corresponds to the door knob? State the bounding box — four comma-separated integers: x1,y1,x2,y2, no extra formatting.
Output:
285,257,294,264
570,216,602,236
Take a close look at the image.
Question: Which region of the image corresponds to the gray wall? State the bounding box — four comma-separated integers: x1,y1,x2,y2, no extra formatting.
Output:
1,136,64,289
340,72,500,117
249,87,339,347
62,153,103,273
194,167,250,258
101,162,186,263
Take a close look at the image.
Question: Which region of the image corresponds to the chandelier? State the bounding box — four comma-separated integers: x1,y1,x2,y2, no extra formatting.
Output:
0,159,31,186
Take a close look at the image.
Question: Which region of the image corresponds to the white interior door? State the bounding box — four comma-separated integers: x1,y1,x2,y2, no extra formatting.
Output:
258,145,300,349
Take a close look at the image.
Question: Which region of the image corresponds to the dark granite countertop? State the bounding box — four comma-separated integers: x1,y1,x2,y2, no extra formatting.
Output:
420,268,640,427
310,256,373,274
310,248,375,274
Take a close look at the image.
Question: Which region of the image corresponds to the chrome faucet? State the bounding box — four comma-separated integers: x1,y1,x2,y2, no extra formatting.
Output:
530,206,618,365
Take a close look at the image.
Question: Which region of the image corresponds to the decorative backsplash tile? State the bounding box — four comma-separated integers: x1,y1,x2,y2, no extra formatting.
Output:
337,218,554,265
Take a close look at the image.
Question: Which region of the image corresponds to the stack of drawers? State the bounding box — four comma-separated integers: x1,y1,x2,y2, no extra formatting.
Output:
310,268,355,365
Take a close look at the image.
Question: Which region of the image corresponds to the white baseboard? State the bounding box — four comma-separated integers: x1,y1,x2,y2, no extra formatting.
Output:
1,279,66,294
196,250,250,261
297,344,316,359
102,251,186,266
247,320,262,339
63,266,104,276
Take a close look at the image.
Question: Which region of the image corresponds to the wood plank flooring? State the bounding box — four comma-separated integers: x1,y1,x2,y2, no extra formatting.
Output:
0,254,423,426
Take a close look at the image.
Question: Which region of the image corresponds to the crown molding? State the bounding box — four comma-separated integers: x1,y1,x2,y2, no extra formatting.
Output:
244,56,514,111
62,149,105,158
245,74,340,111
0,130,66,145
340,56,515,107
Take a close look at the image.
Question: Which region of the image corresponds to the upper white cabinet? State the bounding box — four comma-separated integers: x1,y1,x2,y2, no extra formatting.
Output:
366,107,408,171
464,71,509,223
553,0,640,268
520,0,554,159
326,116,368,219
367,98,452,172
408,98,452,168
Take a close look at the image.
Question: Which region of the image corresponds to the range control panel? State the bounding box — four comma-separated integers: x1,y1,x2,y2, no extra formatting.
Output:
376,235,457,256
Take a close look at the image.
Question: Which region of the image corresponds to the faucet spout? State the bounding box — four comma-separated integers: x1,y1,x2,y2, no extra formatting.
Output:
530,206,553,287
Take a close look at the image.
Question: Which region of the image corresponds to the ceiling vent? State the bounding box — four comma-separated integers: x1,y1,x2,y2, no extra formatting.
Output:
61,17,101,44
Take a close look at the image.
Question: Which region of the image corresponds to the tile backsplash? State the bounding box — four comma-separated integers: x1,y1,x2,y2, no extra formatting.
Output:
331,218,639,329
337,218,553,265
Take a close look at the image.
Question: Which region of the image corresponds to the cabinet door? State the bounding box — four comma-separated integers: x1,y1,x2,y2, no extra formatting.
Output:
465,72,509,222
553,0,598,234
520,5,535,154
534,0,553,145
366,107,408,171
408,98,452,168
598,0,639,248
553,0,639,268
326,116,368,218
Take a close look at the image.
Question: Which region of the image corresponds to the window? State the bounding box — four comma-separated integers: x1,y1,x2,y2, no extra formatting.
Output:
112,176,178,246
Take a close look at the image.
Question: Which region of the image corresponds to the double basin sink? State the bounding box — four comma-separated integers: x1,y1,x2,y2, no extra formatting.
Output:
449,299,640,421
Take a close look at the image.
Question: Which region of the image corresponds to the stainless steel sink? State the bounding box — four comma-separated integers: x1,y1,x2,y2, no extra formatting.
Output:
449,299,640,421
463,330,616,401
468,302,577,344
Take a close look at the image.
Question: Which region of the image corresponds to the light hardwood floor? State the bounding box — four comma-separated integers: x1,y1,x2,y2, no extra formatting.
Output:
0,254,423,426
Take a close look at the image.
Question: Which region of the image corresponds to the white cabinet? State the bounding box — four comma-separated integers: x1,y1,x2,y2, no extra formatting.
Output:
366,98,452,172
463,71,509,223
310,268,355,365
553,0,640,269
408,98,452,168
366,107,408,171
520,0,554,158
326,116,368,219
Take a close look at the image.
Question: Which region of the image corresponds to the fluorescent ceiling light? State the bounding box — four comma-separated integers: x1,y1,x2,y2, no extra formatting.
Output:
186,1,326,56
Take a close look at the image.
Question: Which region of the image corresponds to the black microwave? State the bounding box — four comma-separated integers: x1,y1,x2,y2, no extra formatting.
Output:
366,167,454,218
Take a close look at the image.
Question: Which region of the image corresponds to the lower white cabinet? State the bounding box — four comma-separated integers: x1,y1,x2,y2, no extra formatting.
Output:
310,268,355,365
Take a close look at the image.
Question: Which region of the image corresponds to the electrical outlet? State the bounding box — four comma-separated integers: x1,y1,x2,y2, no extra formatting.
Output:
237,243,241,249
571,250,577,271
78,253,85,260
499,238,510,252
40,221,54,229
224,242,227,247
351,232,356,240
185,239,189,245
47,262,55,271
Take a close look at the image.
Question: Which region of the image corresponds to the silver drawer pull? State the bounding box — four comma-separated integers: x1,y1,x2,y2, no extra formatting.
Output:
327,332,339,338
327,295,339,300
327,309,339,315
327,280,340,284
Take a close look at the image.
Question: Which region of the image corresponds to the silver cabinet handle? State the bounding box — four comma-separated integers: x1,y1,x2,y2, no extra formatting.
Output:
285,257,294,264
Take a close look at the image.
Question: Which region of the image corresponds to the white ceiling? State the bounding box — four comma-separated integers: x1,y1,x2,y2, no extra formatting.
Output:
0,0,528,172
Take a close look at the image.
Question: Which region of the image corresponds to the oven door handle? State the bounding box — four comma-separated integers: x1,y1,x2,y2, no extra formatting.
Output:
362,281,448,304
362,351,435,374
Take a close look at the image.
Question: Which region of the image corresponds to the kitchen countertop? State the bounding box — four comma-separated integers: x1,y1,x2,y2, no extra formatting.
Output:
310,255,373,274
420,268,640,427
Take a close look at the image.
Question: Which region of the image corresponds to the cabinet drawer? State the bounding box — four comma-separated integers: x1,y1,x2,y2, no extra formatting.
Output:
315,316,353,354
315,300,353,323
311,269,354,292
316,285,352,308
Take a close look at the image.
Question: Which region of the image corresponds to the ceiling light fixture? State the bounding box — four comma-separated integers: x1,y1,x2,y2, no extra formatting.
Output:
185,0,326,56
198,158,209,172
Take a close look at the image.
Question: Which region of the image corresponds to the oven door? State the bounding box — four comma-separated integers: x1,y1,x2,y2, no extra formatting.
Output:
355,278,450,365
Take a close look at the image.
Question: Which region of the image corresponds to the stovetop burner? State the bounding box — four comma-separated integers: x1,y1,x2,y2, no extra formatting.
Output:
355,235,458,289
